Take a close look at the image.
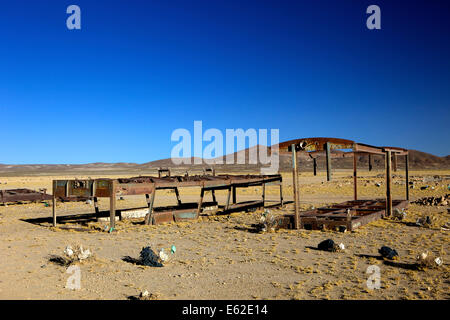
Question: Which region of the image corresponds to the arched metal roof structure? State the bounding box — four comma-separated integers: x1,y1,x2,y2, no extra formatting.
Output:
276,137,409,229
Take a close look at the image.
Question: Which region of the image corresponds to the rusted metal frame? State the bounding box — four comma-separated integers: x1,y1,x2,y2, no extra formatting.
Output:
353,150,358,201
291,143,300,229
290,199,408,231
55,175,283,199
385,150,393,217
325,142,332,181
405,153,410,201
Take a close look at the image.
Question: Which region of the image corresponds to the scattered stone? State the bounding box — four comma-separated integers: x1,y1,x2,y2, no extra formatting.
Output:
413,194,449,206
416,216,433,228
258,209,276,233
375,183,381,187
416,251,443,269
121,208,149,219
139,245,176,267
392,208,406,221
85,199,92,205
64,244,92,262
420,185,429,190
140,246,163,267
318,239,345,252
379,246,399,260
136,290,161,300
49,244,94,266
140,290,149,298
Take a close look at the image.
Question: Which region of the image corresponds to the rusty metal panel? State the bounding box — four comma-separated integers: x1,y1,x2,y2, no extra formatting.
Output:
54,180,68,198
67,180,93,197
152,211,174,224
94,180,111,197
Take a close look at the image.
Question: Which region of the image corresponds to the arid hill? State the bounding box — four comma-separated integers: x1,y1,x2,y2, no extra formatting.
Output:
0,147,448,176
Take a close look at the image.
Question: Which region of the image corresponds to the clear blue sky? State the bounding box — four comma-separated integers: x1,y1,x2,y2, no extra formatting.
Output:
0,0,449,164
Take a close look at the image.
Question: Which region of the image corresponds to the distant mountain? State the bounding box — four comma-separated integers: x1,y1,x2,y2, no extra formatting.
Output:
0,147,448,175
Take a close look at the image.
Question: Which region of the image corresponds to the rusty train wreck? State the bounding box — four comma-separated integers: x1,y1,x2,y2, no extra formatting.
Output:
51,172,284,228
276,137,409,231
47,137,409,232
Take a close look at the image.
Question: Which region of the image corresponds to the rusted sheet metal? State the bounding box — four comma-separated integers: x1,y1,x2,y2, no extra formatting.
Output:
0,188,53,204
117,183,155,196
149,208,198,225
278,137,355,152
277,138,408,156
54,174,282,198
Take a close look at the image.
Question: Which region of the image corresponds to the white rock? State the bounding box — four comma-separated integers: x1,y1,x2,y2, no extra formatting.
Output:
64,246,74,257
159,249,169,262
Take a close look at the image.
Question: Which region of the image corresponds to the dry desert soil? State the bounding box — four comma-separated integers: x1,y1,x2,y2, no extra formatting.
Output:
0,169,449,300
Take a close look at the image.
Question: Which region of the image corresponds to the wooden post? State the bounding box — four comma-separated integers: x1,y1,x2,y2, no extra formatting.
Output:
405,154,410,201
368,154,373,171
225,186,232,211
93,197,99,215
393,153,398,172
109,180,117,229
325,142,332,181
353,152,358,201
52,180,57,227
174,187,182,205
197,188,204,217
262,183,266,207
291,144,300,229
211,190,217,204
385,151,392,217
232,186,236,204
279,183,284,206
144,190,156,225
313,158,317,176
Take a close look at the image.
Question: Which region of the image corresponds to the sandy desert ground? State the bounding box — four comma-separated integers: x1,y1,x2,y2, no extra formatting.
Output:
0,170,448,300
